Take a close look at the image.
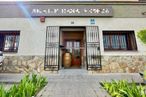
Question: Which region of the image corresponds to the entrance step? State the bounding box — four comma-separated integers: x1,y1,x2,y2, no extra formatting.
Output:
59,69,88,75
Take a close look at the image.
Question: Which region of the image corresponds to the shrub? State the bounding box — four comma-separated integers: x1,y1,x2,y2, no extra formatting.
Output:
137,29,146,45
144,69,146,80
0,74,47,97
0,85,7,97
102,80,146,97
137,29,146,84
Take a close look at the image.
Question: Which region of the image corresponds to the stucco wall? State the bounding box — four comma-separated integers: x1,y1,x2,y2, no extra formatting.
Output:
0,18,146,56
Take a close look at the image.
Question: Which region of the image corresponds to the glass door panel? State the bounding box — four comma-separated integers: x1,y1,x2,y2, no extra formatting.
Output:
64,40,81,68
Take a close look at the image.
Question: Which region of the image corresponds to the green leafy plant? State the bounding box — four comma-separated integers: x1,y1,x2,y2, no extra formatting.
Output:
0,85,7,97
137,29,146,44
102,80,146,97
144,68,146,81
137,29,146,81
0,73,47,97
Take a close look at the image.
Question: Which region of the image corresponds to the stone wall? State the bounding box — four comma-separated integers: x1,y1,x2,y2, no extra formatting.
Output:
99,56,146,73
1,55,146,73
2,56,44,73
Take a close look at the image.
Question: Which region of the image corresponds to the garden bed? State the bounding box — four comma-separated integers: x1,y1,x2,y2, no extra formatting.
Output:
0,74,47,97
101,80,146,97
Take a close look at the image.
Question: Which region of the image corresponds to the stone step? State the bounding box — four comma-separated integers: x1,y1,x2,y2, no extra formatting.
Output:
59,69,88,75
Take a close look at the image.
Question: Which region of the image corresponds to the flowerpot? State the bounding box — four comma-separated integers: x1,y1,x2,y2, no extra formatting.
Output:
63,53,71,68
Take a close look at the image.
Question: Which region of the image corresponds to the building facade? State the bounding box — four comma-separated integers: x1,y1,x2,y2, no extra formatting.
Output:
0,0,146,73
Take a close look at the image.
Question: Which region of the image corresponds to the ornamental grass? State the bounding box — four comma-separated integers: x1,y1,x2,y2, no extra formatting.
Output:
0,73,47,97
102,80,146,97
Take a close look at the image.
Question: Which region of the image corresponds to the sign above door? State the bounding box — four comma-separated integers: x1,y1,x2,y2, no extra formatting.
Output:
28,5,113,17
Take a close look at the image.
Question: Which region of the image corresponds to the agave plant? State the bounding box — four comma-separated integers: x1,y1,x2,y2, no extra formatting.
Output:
0,73,47,97
102,80,146,97
0,85,7,97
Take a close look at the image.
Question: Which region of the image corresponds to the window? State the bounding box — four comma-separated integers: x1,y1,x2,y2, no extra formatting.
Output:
103,31,137,51
0,31,20,52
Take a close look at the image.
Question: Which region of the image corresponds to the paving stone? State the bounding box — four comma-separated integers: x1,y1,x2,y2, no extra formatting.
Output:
0,71,144,97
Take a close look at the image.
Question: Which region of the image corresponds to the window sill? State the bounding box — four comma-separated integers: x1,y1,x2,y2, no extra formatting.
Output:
103,50,142,56
3,51,18,54
104,50,138,52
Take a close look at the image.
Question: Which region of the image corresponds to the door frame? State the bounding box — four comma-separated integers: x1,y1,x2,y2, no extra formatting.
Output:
59,26,86,69
64,39,82,68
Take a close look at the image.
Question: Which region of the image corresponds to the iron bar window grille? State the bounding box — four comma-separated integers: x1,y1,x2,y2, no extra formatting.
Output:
86,26,101,70
103,31,137,51
44,26,60,71
0,31,20,52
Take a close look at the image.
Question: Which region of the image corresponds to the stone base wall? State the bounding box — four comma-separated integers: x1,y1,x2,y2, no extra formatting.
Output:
2,56,44,73
99,56,146,73
1,55,146,73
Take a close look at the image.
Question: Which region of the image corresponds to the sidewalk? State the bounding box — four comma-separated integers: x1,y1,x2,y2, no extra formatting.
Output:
0,71,143,97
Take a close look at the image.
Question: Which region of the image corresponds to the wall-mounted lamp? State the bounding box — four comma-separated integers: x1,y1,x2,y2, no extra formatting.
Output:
40,16,45,23
142,12,146,15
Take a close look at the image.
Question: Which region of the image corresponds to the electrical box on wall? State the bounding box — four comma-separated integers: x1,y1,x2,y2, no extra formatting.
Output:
40,16,45,23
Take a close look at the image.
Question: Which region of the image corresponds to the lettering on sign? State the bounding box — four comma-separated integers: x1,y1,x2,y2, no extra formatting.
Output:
28,5,113,17
32,8,110,14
